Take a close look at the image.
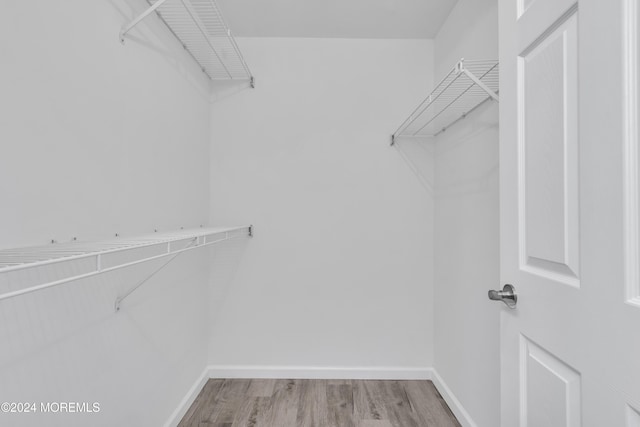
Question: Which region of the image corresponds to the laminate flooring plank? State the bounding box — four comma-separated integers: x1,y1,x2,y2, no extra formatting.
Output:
407,380,461,427
246,379,276,397
358,421,394,427
231,397,269,427
257,379,299,427
178,379,225,427
353,380,389,422
199,379,251,426
327,379,352,385
296,379,328,427
178,379,461,427
377,380,421,427
428,381,461,425
326,383,355,427
402,381,447,426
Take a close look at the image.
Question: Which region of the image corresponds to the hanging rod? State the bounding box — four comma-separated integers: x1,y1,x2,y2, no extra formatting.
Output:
391,59,499,146
120,0,254,85
0,226,252,302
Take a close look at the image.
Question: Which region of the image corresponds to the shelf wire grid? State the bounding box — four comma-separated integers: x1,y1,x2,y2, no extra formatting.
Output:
133,0,252,82
393,59,499,140
0,226,251,302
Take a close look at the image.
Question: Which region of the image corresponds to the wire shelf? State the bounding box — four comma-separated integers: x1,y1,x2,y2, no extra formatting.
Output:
121,0,253,84
0,226,252,302
392,59,499,144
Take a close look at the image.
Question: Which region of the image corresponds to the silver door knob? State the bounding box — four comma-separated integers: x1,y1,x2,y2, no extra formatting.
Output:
488,284,517,309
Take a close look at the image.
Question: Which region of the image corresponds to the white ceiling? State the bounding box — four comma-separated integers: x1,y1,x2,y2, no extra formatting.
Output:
216,0,459,39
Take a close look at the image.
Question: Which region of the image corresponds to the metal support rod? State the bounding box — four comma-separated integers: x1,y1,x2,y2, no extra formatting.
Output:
461,68,500,102
120,0,171,42
114,238,197,312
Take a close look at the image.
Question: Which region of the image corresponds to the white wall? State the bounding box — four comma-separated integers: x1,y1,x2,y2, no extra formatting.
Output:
433,1,501,426
208,38,436,372
0,0,212,425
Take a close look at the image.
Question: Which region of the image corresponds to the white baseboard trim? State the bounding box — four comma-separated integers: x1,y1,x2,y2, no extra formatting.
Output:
166,365,478,427
206,365,434,380
164,367,210,427
431,369,478,427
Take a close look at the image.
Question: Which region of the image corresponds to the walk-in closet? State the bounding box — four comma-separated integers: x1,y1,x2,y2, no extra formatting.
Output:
2,0,639,426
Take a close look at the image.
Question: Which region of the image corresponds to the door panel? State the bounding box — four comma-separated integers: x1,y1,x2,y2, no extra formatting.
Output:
516,0,576,48
500,0,640,425
518,0,537,18
511,1,583,423
521,336,581,427
519,11,579,286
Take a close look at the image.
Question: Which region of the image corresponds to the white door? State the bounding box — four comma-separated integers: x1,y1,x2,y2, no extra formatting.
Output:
498,0,640,425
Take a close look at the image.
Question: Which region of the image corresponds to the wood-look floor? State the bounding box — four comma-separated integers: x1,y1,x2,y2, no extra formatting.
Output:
178,379,461,427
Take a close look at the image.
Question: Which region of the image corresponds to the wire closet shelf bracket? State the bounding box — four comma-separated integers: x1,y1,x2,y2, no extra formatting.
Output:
0,226,253,307
120,0,254,86
391,59,499,146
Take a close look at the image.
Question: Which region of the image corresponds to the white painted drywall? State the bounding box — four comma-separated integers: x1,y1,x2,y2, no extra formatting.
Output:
208,38,436,371
433,1,501,426
0,0,213,425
